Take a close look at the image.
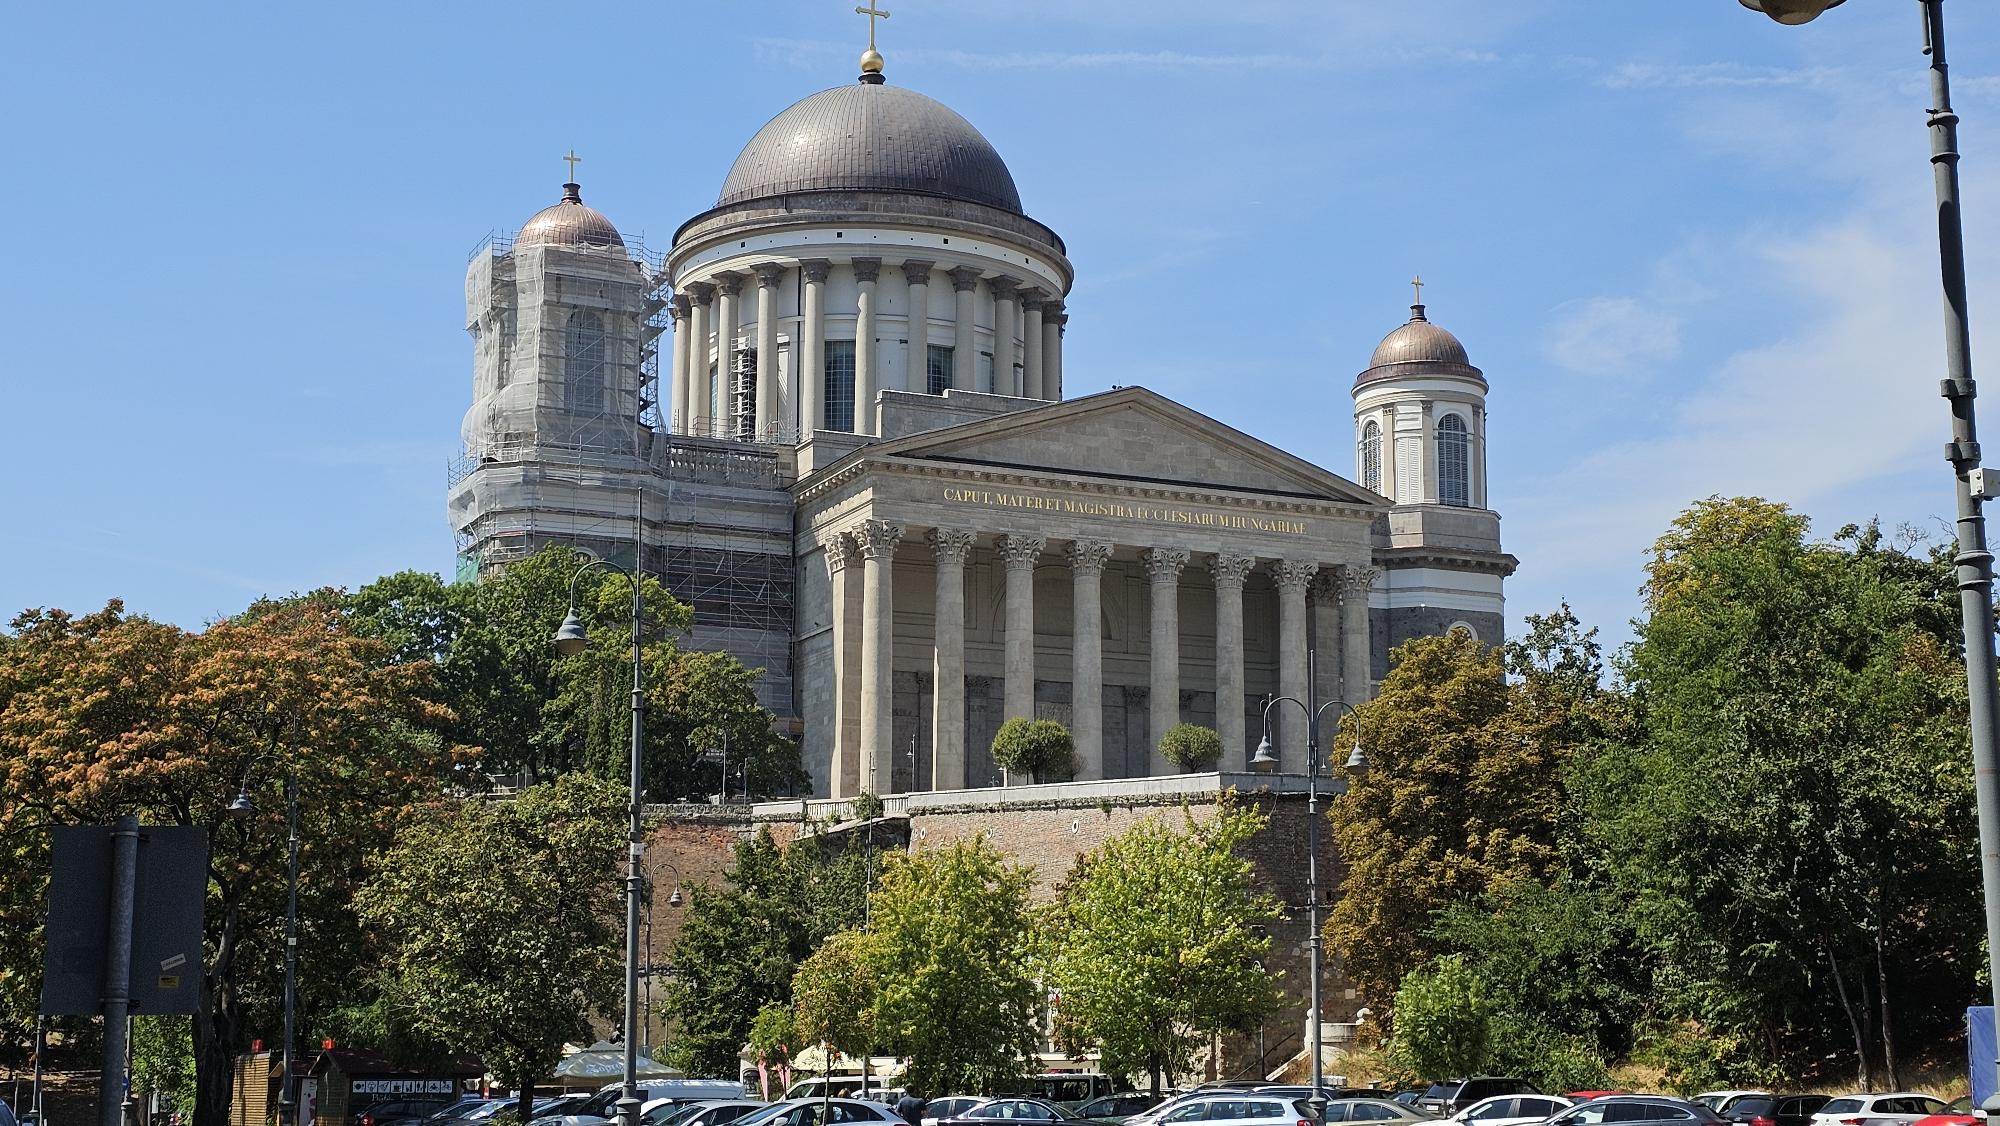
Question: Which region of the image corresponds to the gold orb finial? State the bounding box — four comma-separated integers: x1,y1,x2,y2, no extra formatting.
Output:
860,46,884,73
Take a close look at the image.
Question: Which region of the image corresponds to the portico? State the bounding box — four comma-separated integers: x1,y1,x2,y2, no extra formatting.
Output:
794,387,1388,798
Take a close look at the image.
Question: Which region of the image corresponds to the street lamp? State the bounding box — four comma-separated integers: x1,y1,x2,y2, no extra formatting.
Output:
1737,0,1845,25
551,555,651,1126
228,760,300,1126
1730,0,2000,1108
1252,649,1368,1111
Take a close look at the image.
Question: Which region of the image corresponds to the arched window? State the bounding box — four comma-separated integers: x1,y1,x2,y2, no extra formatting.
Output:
563,311,608,414
1361,420,1383,493
1437,412,1470,506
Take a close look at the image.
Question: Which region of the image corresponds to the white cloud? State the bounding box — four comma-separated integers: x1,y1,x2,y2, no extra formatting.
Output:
1543,297,1683,375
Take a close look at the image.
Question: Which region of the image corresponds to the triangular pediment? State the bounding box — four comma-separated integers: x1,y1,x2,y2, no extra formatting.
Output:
865,387,1386,505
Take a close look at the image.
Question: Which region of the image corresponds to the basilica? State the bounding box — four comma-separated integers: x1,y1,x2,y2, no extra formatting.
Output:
445,39,1517,801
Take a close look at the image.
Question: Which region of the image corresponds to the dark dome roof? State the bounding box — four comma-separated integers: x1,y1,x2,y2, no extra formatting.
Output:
517,184,624,250
1357,305,1484,387
717,81,1023,213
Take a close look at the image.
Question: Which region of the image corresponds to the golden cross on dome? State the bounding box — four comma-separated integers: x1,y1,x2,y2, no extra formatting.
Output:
855,2,890,51
1411,274,1425,304
563,149,582,182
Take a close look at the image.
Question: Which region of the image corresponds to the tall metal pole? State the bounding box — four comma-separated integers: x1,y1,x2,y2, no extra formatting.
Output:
620,562,647,1126
1303,651,1323,1103
1920,0,2000,1105
100,816,139,1126
32,1014,45,1126
280,769,300,1126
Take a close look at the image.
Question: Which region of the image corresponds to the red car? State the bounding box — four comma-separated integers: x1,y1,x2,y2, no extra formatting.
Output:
1910,1097,1976,1126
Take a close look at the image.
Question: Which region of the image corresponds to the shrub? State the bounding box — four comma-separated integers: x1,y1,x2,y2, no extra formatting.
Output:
1389,955,1492,1081
990,718,1077,783
1158,723,1224,772
850,791,884,822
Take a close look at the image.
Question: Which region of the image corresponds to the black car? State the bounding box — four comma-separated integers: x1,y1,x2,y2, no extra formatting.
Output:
1719,1097,1830,1126
1419,1081,1542,1117
1548,1097,1730,1126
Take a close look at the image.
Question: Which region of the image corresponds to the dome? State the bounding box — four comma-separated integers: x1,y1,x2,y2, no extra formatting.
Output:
717,80,1023,213
1357,304,1483,387
517,184,624,250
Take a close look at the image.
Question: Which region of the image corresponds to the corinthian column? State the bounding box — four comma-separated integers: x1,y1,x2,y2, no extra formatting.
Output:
1144,547,1190,775
949,266,980,392
929,528,974,790
1210,552,1256,768
713,272,743,438
821,530,861,797
856,519,903,795
996,534,1046,722
754,264,783,441
1069,540,1113,779
853,257,881,435
1340,564,1381,708
1044,302,1066,402
684,282,715,436
669,293,690,434
989,277,1019,396
1271,560,1320,776
903,261,934,394
1311,570,1343,712
800,259,831,435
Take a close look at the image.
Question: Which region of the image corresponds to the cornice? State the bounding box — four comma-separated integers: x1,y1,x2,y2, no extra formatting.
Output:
1376,545,1521,577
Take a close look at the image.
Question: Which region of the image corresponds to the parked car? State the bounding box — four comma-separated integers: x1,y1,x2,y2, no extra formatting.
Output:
1318,1100,1437,1124
1720,1096,1831,1126
1032,1076,1116,1109
1908,1097,1976,1126
531,1098,597,1123
1393,1095,1430,1109
948,1099,1083,1122
1811,1095,1951,1126
1255,1090,1396,1104
642,1101,766,1126
1545,1096,1730,1126
733,1100,909,1126
359,1101,457,1126
1072,1094,1166,1123
924,1100,990,1126
1119,1095,1320,1126
1695,1097,1774,1117
1449,1095,1575,1126
1419,1082,1543,1118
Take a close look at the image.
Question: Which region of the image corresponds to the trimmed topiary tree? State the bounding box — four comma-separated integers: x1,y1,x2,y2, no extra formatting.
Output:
1158,722,1223,772
990,717,1077,784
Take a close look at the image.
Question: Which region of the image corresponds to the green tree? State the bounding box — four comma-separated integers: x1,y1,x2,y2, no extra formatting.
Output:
989,718,1075,783
662,830,875,1077
1325,629,1573,1006
746,1003,797,1100
1156,724,1223,773
354,775,625,1122
791,930,884,1064
1389,956,1492,1081
1042,800,1283,1093
866,838,1041,1093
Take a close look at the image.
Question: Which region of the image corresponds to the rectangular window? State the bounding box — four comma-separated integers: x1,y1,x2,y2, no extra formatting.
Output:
927,344,954,394
824,339,856,432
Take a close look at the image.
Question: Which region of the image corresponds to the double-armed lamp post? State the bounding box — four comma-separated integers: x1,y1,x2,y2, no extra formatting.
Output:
1736,0,2000,1105
553,556,649,1126
1253,650,1369,1120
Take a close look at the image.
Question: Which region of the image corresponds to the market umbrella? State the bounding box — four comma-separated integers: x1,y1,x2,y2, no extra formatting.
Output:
555,1041,684,1080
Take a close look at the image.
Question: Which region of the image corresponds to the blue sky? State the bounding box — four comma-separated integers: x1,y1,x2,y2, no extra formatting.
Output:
3,1,1997,656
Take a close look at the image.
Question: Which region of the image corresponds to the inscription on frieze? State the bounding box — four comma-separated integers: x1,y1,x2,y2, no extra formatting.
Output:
941,486,1309,536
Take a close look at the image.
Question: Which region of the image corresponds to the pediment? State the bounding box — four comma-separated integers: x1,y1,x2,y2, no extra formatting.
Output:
866,388,1385,506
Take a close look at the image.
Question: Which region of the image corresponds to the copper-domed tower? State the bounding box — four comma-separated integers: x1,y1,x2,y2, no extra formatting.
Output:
1351,280,1517,672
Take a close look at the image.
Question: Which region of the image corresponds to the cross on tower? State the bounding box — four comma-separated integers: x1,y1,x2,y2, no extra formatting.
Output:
563,149,582,182
855,2,890,50
1411,274,1424,305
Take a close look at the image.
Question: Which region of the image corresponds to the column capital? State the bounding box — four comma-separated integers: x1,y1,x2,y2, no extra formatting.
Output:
671,293,691,319
800,258,834,284
996,534,1046,571
948,265,983,292
820,530,857,573
850,257,883,284
713,271,745,297
685,281,716,305
1338,563,1381,596
1068,539,1114,577
902,259,936,285
753,262,786,288
1143,547,1190,583
855,519,904,560
988,276,1020,301
1310,568,1342,605
1043,299,1066,318
1018,287,1050,314
928,527,975,566
1210,552,1257,590
1270,559,1320,593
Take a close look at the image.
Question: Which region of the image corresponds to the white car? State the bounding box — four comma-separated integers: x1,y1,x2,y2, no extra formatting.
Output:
1811,1096,1949,1126
1451,1095,1576,1126
733,1100,907,1126
1146,1094,1325,1126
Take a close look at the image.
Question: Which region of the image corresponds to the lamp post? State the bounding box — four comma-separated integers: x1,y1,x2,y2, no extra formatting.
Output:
1735,0,2000,1107
1253,649,1369,1115
228,762,300,1126
552,556,650,1126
